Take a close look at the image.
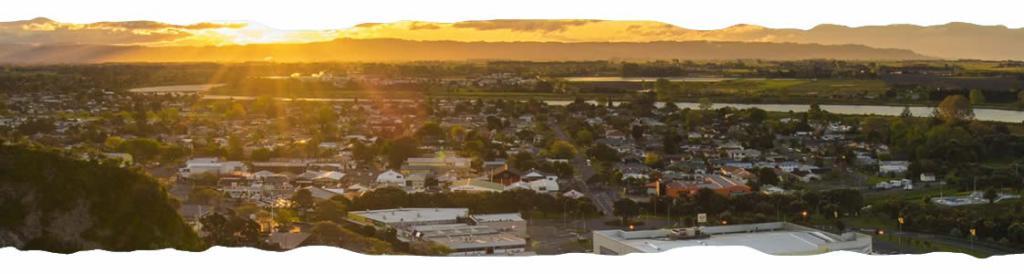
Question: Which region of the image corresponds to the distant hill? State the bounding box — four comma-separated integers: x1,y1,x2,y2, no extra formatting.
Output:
336,20,1024,60
0,38,927,63
0,145,203,253
3,18,1019,60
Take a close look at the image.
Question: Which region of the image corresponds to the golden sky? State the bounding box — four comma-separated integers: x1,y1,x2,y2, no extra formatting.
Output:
3,18,1024,59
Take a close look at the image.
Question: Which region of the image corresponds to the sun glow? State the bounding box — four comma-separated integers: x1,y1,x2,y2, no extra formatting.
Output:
151,23,342,46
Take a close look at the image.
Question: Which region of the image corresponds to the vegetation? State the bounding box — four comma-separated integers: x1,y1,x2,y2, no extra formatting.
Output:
0,144,203,252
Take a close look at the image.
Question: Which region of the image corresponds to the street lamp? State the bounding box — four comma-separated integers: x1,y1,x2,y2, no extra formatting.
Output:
801,210,808,223
897,216,905,252
969,228,977,249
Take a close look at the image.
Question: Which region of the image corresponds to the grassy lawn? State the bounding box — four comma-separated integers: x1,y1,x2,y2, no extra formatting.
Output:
865,174,895,186
863,184,966,204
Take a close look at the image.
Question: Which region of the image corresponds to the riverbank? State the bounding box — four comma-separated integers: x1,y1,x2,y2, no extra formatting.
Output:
199,92,1024,123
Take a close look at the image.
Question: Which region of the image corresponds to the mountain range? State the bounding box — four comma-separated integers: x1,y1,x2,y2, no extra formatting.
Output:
1,18,1022,62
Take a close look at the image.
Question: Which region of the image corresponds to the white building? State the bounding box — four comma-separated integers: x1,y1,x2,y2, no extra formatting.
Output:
878,161,910,175
593,222,872,255
178,158,247,178
375,169,406,186
348,208,469,229
409,223,528,256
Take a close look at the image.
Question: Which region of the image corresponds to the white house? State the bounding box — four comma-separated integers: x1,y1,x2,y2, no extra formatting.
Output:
505,178,559,194
528,178,560,193
179,158,247,178
920,173,937,183
878,161,910,175
375,170,406,186
562,190,585,199
728,149,762,160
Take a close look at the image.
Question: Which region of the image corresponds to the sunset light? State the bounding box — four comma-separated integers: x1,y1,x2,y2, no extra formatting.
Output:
3,1,1024,273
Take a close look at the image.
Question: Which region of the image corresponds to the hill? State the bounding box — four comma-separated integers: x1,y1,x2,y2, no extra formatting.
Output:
0,145,203,253
0,38,927,63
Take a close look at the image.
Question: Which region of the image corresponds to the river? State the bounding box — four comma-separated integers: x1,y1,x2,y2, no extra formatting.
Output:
200,95,1024,123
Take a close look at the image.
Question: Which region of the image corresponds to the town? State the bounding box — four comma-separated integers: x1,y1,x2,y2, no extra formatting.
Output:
3,61,1024,257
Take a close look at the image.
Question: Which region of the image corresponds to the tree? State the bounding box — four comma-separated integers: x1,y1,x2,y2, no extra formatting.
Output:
662,100,680,113
936,95,974,123
643,152,662,167
226,135,245,161
587,144,620,163
969,89,986,105
509,151,536,171
188,186,224,207
653,78,678,100
692,188,729,215
698,98,713,111
200,212,261,247
613,199,641,225
1008,222,1024,243
118,138,162,164
662,130,682,154
291,188,316,212
545,140,578,159
312,199,348,223
250,148,273,162
900,105,914,119
0,145,203,252
631,124,645,140
860,116,890,143
485,116,503,130
386,137,420,169
104,136,125,150
984,188,999,204
575,129,594,146
311,105,339,138
757,168,780,186
308,221,392,254
449,125,467,142
351,141,377,164
415,122,444,140
747,108,768,126
226,102,247,120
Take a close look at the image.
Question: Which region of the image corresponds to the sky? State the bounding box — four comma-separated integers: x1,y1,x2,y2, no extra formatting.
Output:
4,0,1023,30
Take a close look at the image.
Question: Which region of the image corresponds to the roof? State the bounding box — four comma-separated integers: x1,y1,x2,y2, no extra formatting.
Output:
470,213,524,223
268,232,311,250
450,179,504,192
349,208,469,225
410,223,526,250
594,222,871,255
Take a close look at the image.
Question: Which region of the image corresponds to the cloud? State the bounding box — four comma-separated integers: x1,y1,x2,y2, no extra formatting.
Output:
452,19,599,33
0,17,246,45
407,22,441,30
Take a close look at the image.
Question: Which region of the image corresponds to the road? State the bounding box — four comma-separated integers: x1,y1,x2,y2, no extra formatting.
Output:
548,119,615,216
529,217,674,254
894,231,1020,256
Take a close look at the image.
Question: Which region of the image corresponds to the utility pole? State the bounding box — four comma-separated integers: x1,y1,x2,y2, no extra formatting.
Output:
667,198,673,227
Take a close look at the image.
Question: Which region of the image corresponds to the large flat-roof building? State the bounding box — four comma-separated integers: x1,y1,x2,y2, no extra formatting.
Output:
410,223,528,256
348,208,530,256
470,213,528,239
347,208,469,229
593,222,872,255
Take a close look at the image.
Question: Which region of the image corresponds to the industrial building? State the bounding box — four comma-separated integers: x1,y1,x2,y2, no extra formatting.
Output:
593,222,872,255
409,223,528,256
347,208,530,256
347,208,469,229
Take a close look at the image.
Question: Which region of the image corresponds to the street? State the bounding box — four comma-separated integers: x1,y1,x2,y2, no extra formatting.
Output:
548,119,616,216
